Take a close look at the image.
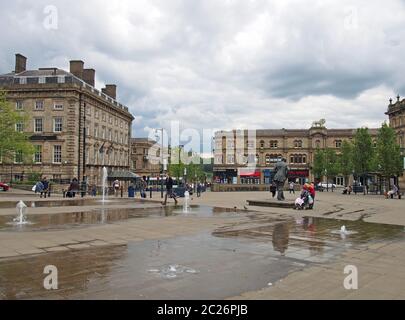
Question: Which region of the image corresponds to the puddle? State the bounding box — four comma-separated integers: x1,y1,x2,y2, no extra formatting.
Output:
0,206,237,232
213,216,405,259
0,199,132,209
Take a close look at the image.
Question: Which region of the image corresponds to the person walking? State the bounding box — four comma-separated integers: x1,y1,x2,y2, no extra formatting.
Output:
289,181,295,194
162,173,178,206
197,182,202,197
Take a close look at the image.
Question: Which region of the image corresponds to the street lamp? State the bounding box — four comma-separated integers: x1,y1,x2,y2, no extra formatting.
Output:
179,145,184,185
155,128,164,199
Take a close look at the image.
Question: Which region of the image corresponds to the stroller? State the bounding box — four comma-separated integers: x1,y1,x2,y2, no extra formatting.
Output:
295,189,314,210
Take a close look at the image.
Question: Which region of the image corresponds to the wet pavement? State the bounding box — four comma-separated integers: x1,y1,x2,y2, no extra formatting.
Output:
0,206,237,232
0,212,404,300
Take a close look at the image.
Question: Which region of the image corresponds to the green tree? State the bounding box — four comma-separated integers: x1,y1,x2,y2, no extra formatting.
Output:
375,123,403,189
339,140,354,186
0,90,34,165
312,148,325,181
352,127,375,194
324,148,340,191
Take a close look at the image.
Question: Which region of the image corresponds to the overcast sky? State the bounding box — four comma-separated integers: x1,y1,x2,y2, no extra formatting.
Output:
1,0,404,149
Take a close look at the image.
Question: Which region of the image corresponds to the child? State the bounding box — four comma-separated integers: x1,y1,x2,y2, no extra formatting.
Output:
270,182,277,198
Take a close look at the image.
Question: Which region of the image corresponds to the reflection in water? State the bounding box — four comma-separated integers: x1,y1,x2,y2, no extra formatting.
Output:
0,245,127,300
272,223,290,256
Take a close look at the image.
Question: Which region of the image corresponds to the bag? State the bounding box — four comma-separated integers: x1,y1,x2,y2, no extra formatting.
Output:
308,195,314,205
32,185,36,192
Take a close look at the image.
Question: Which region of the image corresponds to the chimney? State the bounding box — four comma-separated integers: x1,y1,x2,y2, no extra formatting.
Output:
69,60,84,79
15,54,27,73
83,68,95,87
104,84,117,99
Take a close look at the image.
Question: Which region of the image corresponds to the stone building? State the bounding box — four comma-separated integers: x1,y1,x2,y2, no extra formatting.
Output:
213,121,379,190
0,53,134,187
130,138,161,179
386,95,405,187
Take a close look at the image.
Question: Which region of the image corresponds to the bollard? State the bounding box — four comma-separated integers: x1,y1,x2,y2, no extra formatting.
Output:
150,188,152,198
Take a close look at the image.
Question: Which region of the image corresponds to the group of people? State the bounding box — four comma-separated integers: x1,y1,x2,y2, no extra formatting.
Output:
34,177,51,198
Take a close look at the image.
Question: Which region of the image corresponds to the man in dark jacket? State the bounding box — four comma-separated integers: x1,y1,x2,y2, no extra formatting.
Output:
40,177,49,198
162,173,178,206
273,158,289,201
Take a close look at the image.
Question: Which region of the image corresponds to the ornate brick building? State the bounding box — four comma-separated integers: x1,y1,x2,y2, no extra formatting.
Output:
130,138,161,179
0,54,134,186
213,121,379,190
386,95,405,187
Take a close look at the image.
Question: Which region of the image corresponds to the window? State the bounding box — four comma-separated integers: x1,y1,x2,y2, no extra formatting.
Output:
109,129,112,141
109,116,113,124
35,101,44,110
115,118,118,126
54,103,63,110
102,127,106,139
94,125,99,138
34,118,43,133
315,140,321,148
290,154,307,164
95,110,99,119
265,154,271,165
86,106,91,116
94,149,98,165
102,113,106,122
227,154,235,164
115,131,118,142
16,101,23,110
15,121,24,132
335,140,342,148
270,140,278,148
34,145,42,163
14,151,23,164
120,121,123,128
260,140,265,148
53,145,62,163
294,140,303,148
54,117,63,132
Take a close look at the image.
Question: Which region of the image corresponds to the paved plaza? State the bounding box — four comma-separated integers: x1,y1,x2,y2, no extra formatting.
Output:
0,189,404,300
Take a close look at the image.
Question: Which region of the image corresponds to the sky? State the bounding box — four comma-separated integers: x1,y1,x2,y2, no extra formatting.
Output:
1,0,404,152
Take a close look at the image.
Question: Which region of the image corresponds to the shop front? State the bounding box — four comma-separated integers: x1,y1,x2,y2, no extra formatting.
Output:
263,169,274,185
288,169,310,186
214,169,238,184
239,168,261,185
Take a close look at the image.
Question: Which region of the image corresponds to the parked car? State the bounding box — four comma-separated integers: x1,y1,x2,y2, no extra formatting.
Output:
0,182,10,191
317,182,337,189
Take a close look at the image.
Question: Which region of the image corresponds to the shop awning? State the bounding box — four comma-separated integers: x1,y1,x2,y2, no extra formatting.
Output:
108,171,141,181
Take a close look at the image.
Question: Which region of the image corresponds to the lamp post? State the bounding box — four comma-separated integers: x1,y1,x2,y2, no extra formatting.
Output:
155,128,164,199
179,145,184,185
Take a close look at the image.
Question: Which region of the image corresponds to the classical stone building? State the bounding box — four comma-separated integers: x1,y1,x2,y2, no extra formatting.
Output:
213,122,379,190
386,95,405,187
130,138,161,179
0,54,134,187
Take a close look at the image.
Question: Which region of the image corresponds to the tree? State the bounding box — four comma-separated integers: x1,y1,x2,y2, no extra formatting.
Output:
0,90,34,167
375,123,403,189
339,140,354,186
312,148,325,181
352,127,375,194
324,148,340,191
